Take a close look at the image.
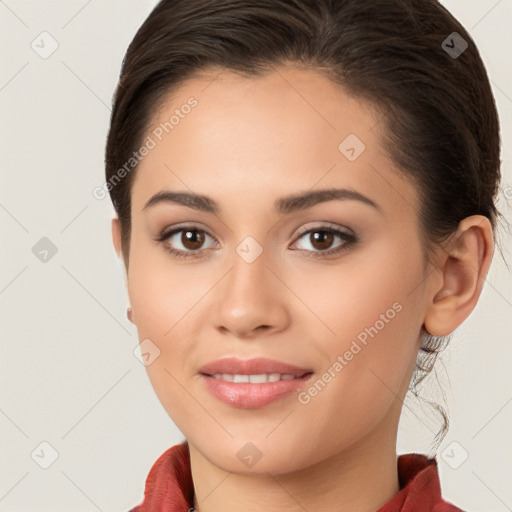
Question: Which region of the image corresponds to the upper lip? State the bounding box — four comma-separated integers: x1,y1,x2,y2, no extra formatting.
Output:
199,357,312,377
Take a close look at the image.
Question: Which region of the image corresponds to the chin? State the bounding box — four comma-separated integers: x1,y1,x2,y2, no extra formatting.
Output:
189,432,318,475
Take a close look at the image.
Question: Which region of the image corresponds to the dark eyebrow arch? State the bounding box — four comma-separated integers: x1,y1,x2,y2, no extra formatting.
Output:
143,190,217,213
276,188,381,215
142,188,381,215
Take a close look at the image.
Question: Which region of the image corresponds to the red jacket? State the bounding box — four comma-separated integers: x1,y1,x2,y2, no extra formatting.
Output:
129,442,464,511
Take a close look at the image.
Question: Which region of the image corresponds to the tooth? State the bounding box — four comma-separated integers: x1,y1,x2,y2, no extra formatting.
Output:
212,373,301,383
249,374,268,383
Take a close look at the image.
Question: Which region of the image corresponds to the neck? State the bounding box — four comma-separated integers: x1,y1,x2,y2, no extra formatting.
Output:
189,419,400,512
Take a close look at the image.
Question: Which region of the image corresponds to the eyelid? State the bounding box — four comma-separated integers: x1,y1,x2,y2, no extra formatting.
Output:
157,222,216,241
293,221,359,246
157,221,353,242
157,221,357,259
293,221,355,239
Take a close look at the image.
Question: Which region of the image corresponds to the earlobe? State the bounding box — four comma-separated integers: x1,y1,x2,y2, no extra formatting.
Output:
111,217,123,258
423,216,494,337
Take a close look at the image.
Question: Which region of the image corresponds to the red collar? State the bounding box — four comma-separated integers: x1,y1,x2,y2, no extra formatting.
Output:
129,442,463,511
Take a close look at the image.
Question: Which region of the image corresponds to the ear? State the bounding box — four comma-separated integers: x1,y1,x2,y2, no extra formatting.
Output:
424,215,494,337
111,217,123,259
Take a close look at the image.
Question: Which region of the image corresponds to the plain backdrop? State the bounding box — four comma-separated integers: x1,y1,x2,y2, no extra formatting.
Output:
1,1,511,511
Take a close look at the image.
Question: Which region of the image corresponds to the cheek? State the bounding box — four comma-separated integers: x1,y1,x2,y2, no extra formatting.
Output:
291,233,425,346
127,236,202,339
126,242,211,431
295,244,424,425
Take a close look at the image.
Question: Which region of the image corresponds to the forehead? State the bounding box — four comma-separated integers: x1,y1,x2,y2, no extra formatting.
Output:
131,65,419,218
147,65,380,155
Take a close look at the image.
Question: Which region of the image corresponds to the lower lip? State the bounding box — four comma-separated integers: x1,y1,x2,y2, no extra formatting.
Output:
201,374,313,409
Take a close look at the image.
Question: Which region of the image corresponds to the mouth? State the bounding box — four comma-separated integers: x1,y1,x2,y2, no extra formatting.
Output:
205,372,311,383
198,357,314,408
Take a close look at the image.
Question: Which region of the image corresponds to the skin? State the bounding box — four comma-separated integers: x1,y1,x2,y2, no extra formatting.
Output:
112,65,493,512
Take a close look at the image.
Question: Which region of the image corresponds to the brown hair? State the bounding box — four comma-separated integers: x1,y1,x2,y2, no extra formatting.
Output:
104,0,501,448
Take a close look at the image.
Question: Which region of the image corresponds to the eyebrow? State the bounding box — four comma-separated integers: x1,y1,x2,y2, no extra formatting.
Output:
142,187,381,215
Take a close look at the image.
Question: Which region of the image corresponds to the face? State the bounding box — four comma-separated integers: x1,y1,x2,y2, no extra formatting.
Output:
118,66,436,474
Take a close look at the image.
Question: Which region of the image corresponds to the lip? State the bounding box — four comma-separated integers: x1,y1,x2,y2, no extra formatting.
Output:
199,357,312,377
199,357,314,409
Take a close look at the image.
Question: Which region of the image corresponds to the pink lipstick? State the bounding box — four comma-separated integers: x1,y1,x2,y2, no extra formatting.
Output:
199,357,313,408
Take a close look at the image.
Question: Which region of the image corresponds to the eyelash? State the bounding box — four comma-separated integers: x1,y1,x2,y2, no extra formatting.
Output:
156,223,358,260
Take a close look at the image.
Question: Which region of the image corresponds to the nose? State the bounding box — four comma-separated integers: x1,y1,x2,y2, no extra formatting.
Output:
212,246,290,340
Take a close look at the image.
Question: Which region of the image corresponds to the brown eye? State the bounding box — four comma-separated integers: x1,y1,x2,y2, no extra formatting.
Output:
180,229,206,250
292,225,357,257
157,225,217,259
308,231,335,251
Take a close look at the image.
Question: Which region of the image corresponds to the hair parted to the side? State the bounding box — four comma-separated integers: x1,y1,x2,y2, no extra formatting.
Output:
105,0,501,450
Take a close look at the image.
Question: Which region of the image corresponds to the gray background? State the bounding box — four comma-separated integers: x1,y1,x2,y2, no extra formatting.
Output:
0,1,511,511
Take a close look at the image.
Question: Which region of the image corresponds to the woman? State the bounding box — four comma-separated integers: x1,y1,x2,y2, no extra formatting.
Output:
104,0,501,510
